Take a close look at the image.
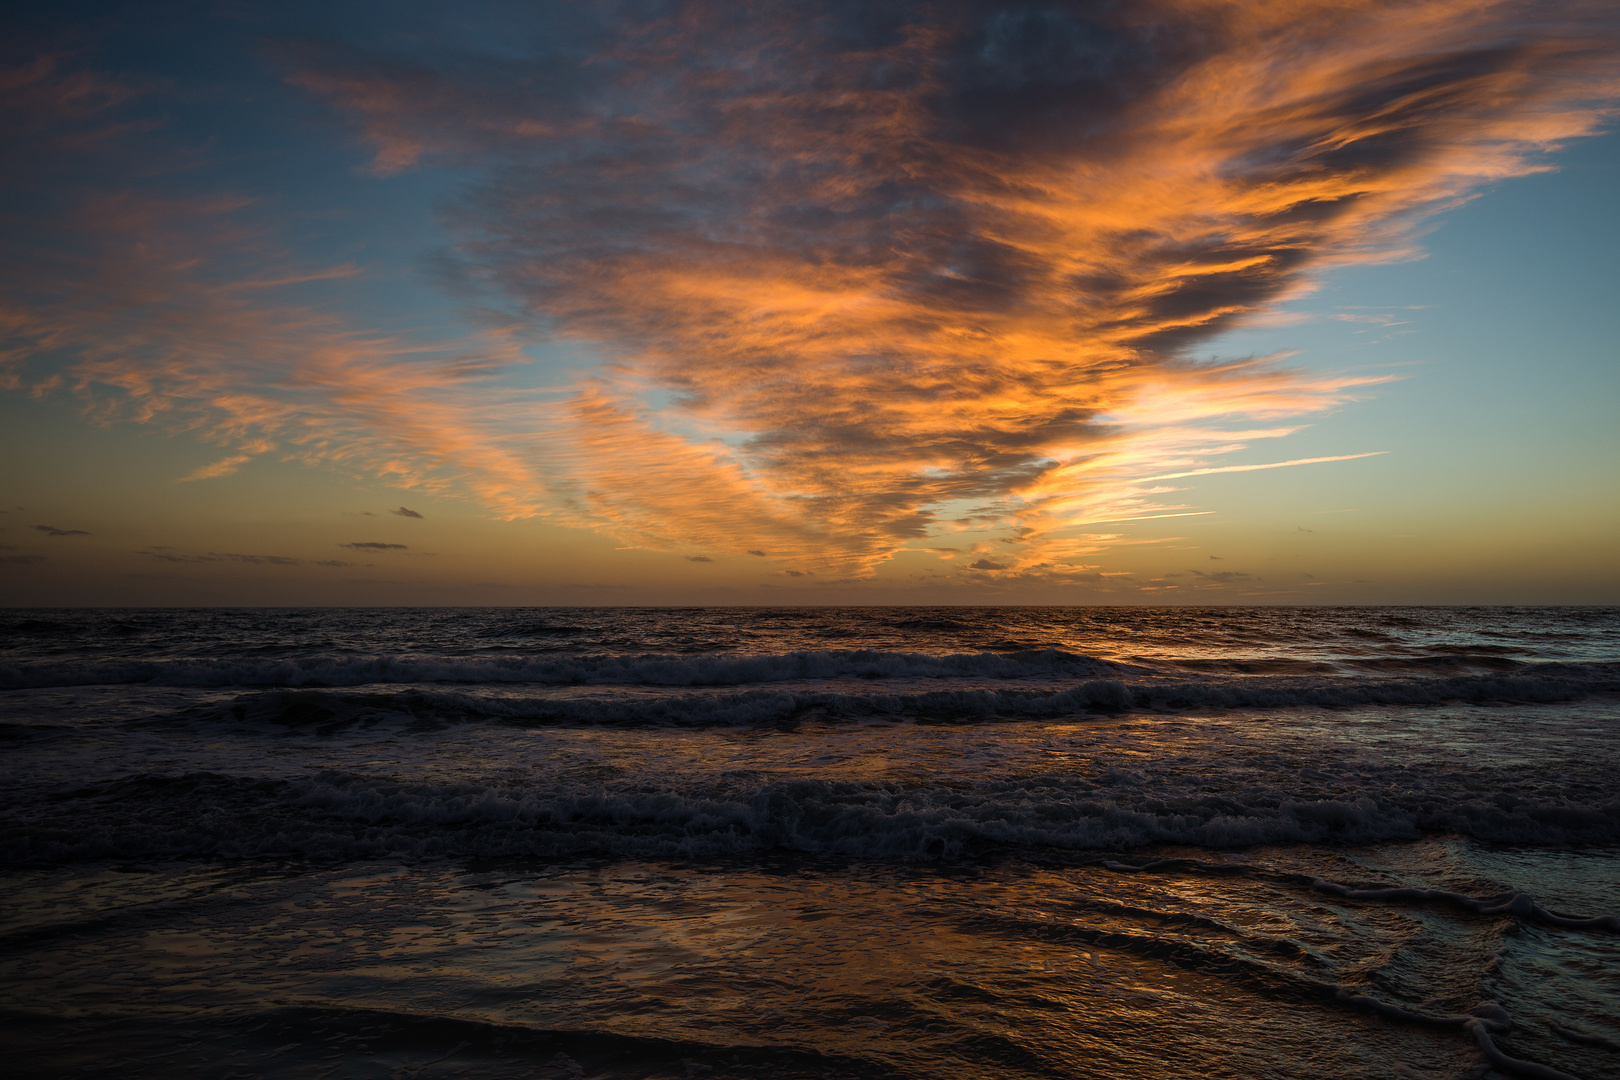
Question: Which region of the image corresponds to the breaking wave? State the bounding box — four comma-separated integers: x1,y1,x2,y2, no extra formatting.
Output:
1,647,1131,690
4,650,1617,719
7,763,1617,864
148,669,1620,731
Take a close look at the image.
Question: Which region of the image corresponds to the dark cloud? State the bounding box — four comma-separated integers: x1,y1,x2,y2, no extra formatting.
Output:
137,548,353,566
687,555,713,563
341,541,407,550
747,550,766,557
0,554,46,565
35,525,89,536
1190,570,1257,585
391,506,423,518
137,549,220,563
968,558,1006,571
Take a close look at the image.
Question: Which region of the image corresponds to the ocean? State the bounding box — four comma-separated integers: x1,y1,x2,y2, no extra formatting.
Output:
1,606,1616,1079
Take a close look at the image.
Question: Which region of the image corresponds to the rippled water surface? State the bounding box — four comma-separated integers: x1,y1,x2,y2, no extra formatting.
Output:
2,607,1617,1078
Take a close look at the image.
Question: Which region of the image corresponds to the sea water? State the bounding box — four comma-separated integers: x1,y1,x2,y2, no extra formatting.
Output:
1,607,1616,1078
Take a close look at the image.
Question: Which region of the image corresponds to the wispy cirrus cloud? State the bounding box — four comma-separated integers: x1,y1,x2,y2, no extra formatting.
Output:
174,440,277,483
0,53,550,518
1139,453,1388,482
0,184,546,515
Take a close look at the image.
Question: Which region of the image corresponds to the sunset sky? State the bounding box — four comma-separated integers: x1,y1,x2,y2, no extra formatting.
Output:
2,0,1617,606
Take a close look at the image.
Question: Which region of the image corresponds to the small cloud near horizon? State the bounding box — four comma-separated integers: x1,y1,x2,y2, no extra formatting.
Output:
341,541,407,551
391,507,423,518
687,555,713,562
35,525,90,536
1191,570,1257,585
137,548,356,567
138,550,220,563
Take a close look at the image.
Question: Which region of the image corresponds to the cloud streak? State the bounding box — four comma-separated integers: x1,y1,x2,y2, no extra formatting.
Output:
176,455,254,483
1140,453,1389,482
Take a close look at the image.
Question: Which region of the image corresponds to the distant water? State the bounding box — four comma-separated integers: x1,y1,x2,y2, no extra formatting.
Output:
2,607,1617,1079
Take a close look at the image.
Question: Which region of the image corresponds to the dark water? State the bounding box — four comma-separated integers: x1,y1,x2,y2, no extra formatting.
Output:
2,607,1617,1078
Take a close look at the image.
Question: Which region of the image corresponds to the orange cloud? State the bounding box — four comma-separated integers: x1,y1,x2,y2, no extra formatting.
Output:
5,4,1617,580
292,0,1610,574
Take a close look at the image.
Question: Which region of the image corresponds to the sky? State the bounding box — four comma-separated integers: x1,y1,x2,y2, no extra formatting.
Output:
1,0,1617,606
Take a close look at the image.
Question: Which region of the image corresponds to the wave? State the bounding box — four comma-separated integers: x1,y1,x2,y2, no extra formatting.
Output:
203,682,1143,728
477,621,592,638
0,647,1134,690
173,665,1620,731
1165,653,1534,675
882,615,975,632
7,763,1617,864
4,649,1617,713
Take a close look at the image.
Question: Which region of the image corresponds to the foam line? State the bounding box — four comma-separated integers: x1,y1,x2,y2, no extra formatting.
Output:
1467,1020,1583,1080
1332,993,1584,1080
1544,1019,1620,1051
1313,882,1620,932
1334,988,1473,1028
